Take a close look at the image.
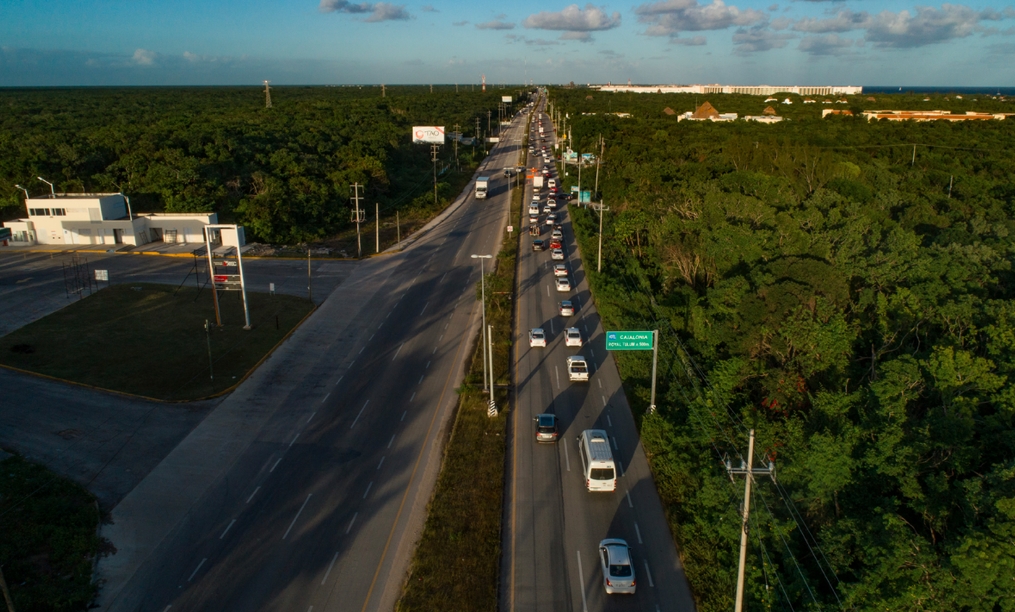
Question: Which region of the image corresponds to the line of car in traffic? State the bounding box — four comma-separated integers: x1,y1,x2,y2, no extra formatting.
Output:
527,105,637,596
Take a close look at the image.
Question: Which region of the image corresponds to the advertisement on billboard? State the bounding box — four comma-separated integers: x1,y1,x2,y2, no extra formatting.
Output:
412,126,445,143
501,96,512,103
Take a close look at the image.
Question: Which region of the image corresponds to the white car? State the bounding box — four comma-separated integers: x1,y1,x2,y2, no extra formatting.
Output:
551,248,565,261
528,204,539,215
546,199,557,210
529,328,547,348
555,276,570,291
553,264,568,277
551,229,563,240
565,327,582,347
547,178,557,188
532,193,541,202
599,539,636,594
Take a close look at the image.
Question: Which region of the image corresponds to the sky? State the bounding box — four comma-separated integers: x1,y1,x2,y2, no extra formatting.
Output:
2,0,1014,86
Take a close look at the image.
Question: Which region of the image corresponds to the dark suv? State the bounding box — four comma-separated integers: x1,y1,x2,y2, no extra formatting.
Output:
534,414,559,443
532,239,546,251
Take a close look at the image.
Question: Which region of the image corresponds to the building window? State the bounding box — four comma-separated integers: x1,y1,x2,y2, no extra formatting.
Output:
29,208,45,216
52,208,66,216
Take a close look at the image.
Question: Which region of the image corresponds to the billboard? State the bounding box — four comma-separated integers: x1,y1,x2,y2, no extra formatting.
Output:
412,126,445,144
501,96,512,103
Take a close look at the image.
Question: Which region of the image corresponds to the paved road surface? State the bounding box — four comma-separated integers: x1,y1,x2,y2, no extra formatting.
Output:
96,115,528,611
503,97,697,612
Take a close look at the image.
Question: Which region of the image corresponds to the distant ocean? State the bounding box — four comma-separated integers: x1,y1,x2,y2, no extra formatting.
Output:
864,86,1015,95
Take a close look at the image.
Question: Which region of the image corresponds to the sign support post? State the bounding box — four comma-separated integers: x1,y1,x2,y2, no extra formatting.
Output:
204,227,222,327
649,330,658,413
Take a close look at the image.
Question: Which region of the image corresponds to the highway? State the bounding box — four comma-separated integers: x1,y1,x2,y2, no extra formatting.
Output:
504,96,697,611
97,111,526,611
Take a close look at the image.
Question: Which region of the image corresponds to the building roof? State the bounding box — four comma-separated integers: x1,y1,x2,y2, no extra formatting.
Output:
691,101,720,119
763,106,777,115
663,106,675,115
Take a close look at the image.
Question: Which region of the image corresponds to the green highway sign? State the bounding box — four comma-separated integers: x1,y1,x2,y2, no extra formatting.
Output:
606,331,654,351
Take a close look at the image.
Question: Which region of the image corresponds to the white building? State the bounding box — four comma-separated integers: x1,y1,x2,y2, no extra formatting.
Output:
3,192,217,246
592,84,863,96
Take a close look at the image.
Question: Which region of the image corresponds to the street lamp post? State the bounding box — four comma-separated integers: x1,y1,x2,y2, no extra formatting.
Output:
36,177,55,198
14,184,29,201
471,254,493,394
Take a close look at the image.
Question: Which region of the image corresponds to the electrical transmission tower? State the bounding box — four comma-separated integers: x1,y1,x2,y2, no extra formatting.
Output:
263,80,272,108
350,183,365,258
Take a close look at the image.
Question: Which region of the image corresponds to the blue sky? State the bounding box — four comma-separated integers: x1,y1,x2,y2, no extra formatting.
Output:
2,0,1014,86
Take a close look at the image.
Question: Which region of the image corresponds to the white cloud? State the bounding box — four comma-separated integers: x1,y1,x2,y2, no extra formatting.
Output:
798,33,855,55
792,5,1008,48
477,20,516,30
635,0,766,37
732,25,793,53
132,49,156,66
452,20,468,26
319,0,410,21
671,34,707,45
523,4,622,32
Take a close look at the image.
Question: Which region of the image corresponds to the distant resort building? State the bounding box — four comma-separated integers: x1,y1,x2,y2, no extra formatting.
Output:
676,101,737,122
859,109,1010,122
744,106,784,123
592,83,863,96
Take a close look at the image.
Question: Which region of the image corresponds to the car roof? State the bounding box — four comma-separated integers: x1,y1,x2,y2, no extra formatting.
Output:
567,327,580,334
555,263,566,268
537,413,556,425
531,328,544,335
561,300,572,305
601,540,631,564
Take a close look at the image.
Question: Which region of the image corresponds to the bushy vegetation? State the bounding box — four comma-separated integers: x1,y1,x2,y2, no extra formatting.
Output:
551,87,1015,611
0,454,103,611
0,86,529,244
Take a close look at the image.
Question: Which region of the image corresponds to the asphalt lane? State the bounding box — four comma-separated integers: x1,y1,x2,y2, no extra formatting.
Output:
506,98,697,612
98,116,527,611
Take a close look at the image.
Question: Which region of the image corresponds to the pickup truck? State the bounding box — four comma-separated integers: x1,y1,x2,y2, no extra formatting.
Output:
475,177,490,199
567,356,589,382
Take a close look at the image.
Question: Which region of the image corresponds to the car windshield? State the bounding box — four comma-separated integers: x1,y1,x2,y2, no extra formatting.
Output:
591,468,614,480
609,563,633,577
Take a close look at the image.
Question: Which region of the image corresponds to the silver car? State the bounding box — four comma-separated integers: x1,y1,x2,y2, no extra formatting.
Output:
599,539,636,594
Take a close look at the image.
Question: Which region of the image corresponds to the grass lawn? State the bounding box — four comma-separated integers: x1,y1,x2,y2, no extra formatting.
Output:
0,454,102,611
397,120,526,612
0,283,314,401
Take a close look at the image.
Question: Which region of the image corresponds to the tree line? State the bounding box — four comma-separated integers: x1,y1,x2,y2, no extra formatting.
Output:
552,87,1015,611
0,86,528,243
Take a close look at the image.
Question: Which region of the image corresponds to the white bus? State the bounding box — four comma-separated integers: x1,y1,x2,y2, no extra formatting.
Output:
578,429,617,492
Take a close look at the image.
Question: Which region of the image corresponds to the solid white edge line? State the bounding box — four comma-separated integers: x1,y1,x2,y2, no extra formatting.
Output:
576,550,589,612
246,486,261,503
346,512,358,534
219,518,236,540
187,557,207,582
282,493,312,540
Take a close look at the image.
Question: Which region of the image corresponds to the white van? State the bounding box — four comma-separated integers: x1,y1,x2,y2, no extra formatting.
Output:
578,429,617,492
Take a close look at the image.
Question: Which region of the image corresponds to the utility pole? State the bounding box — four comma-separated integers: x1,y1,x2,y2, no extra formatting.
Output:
431,144,440,204
476,117,481,155
350,183,364,258
381,84,385,97
375,203,380,253
204,319,214,381
594,135,604,197
597,201,609,273
453,123,460,170
726,430,777,612
263,81,272,108
307,245,312,302
487,110,491,137
1,565,17,612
